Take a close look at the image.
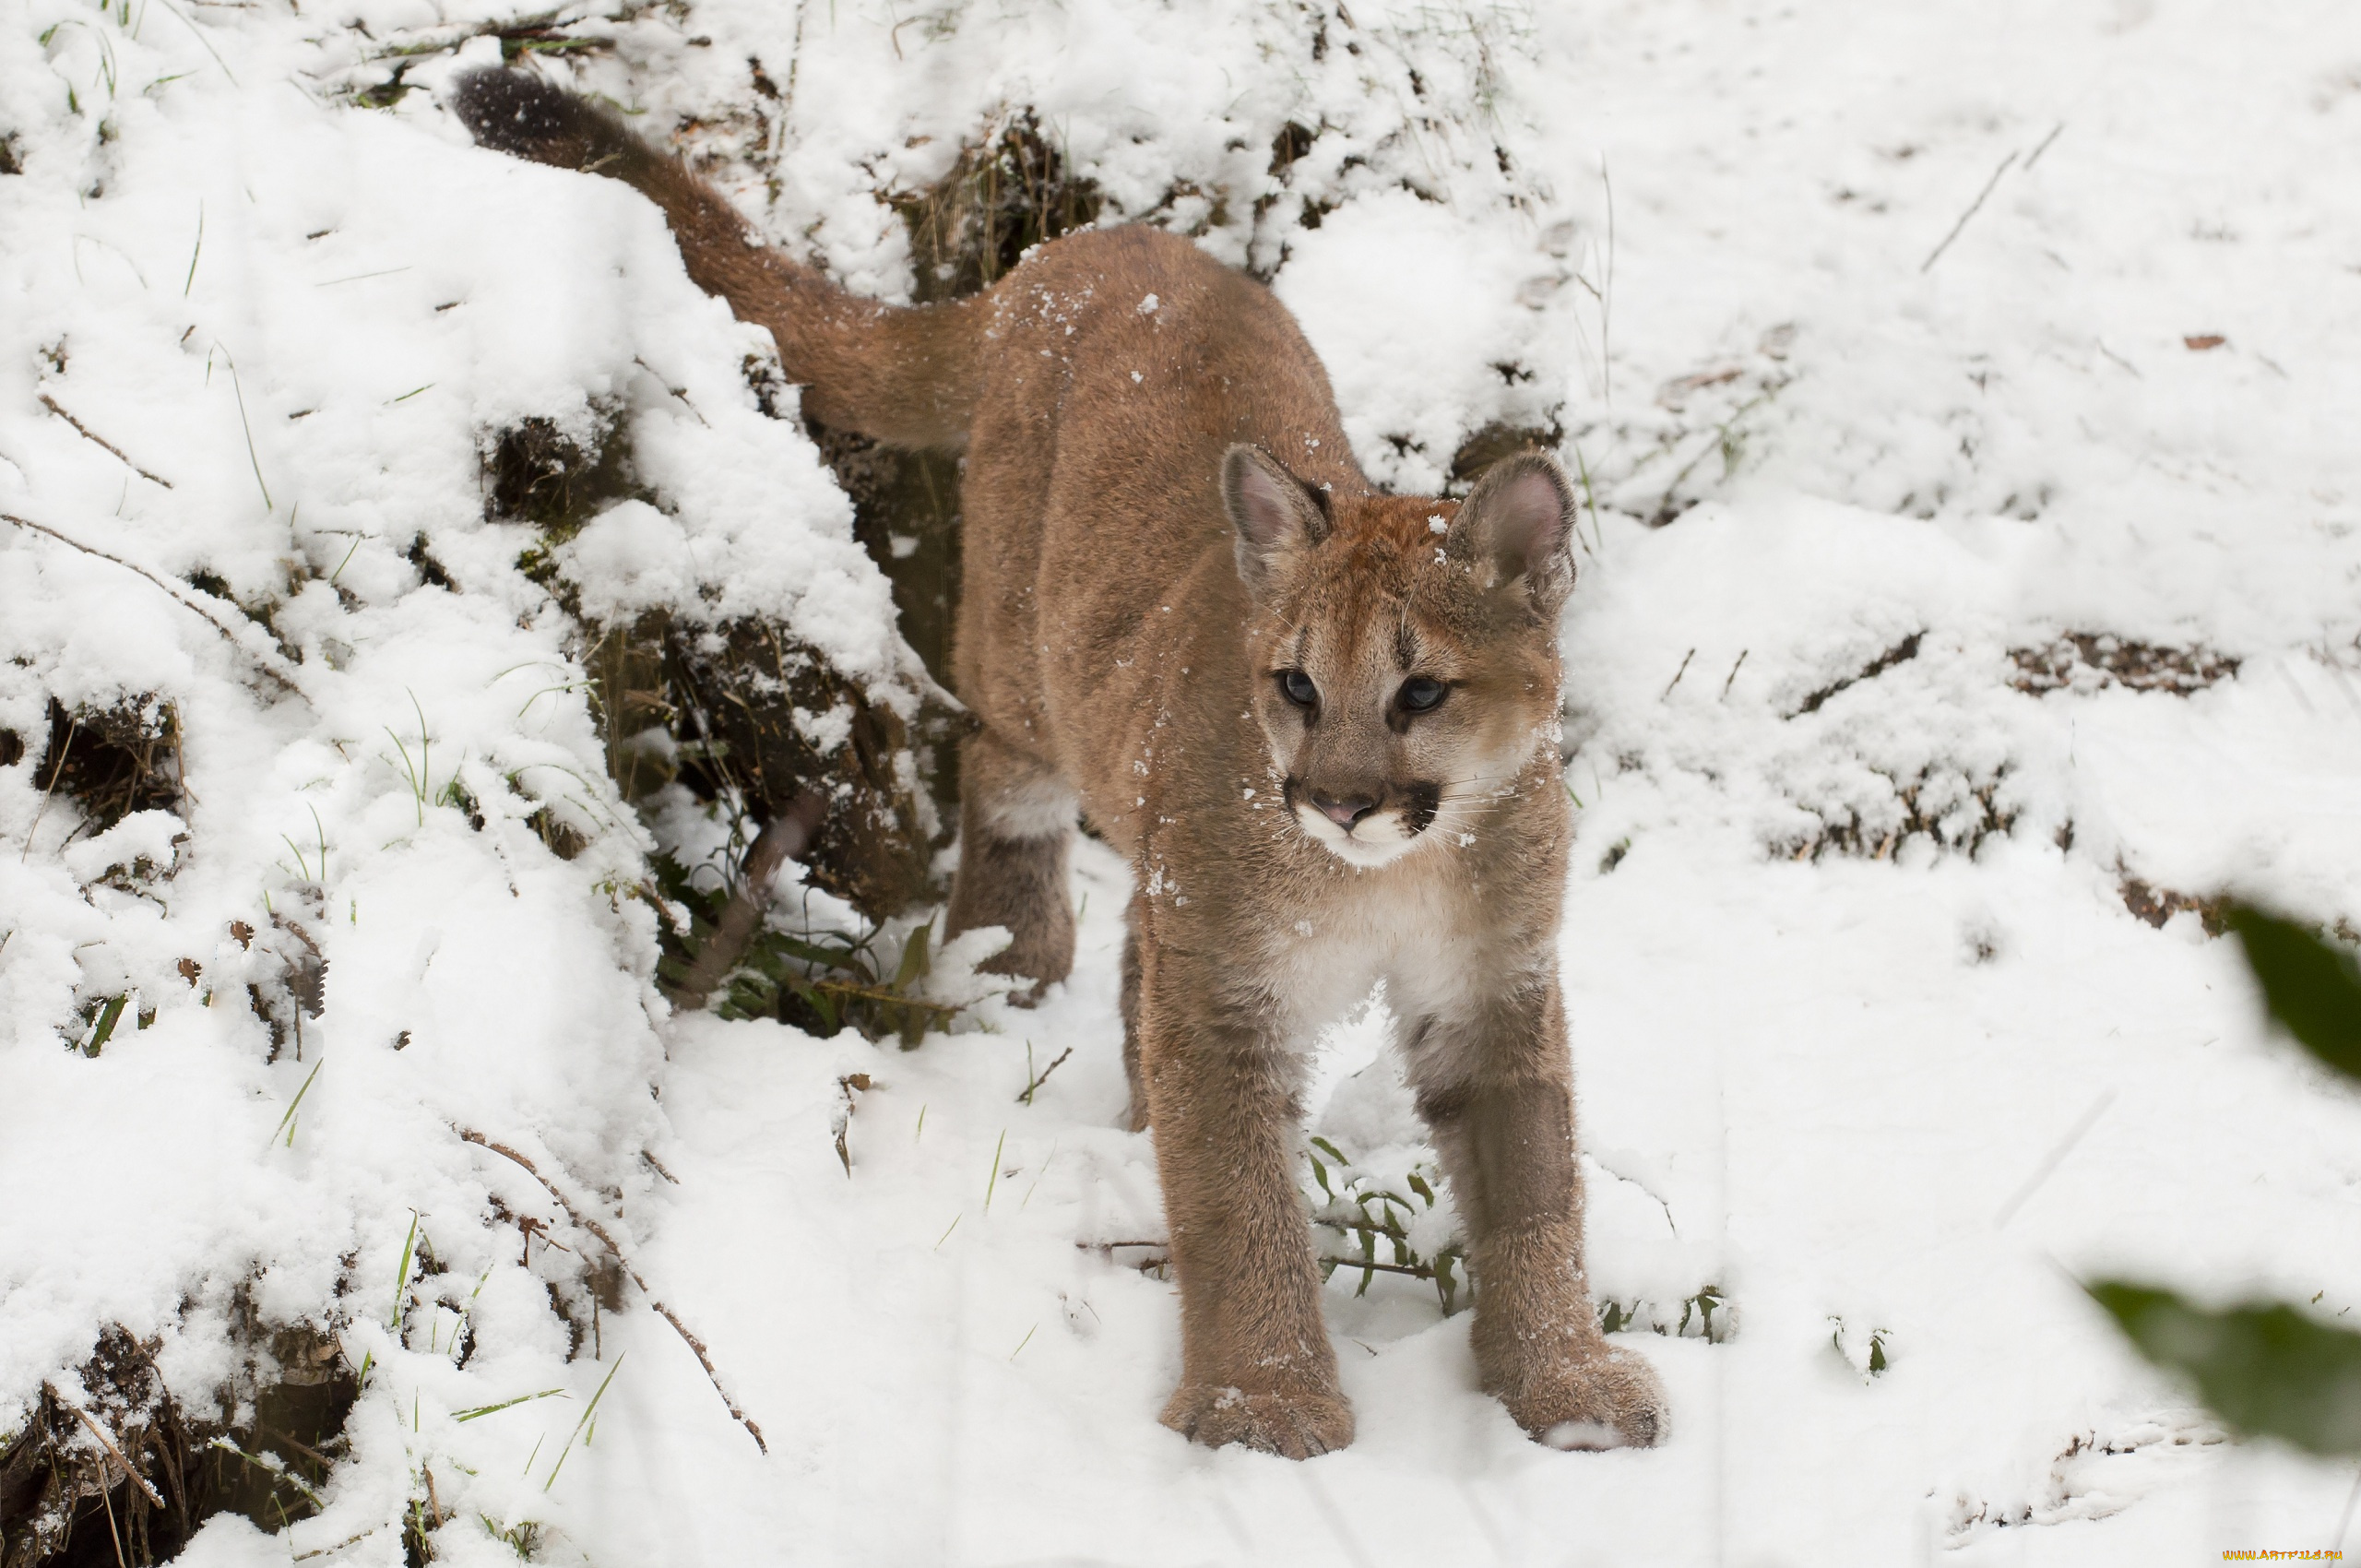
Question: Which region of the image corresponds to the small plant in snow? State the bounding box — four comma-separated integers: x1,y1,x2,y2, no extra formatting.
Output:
1305,1135,1469,1315
647,847,967,1044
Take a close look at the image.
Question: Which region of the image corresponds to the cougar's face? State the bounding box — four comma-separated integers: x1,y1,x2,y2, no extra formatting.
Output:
1241,494,1568,871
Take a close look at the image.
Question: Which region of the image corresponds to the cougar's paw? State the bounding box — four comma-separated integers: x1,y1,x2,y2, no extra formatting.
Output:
975,945,1064,1009
1498,1339,1667,1451
1160,1384,1354,1459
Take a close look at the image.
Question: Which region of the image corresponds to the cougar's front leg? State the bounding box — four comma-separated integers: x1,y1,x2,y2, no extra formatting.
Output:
1408,972,1666,1449
1138,948,1350,1457
943,728,1075,1003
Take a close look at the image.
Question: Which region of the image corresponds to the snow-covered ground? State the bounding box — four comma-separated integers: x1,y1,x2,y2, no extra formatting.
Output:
6,0,2361,1563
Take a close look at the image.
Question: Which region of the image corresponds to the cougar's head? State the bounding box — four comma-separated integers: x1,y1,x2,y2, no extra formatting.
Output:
1223,444,1576,870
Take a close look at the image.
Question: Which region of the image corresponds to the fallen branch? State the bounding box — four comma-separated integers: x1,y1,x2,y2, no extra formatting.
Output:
1658,647,1696,702
1,511,303,698
52,1393,167,1507
1921,148,2018,274
457,1128,766,1454
1015,1046,1074,1105
666,791,827,1011
39,392,174,487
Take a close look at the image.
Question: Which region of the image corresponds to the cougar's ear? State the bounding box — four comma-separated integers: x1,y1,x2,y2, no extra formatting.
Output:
1223,445,1332,591
1446,451,1578,615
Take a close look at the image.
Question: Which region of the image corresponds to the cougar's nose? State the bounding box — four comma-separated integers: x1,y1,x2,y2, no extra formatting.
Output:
1311,790,1380,828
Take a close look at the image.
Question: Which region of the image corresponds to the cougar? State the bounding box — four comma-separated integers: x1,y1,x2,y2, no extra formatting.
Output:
454,69,1667,1458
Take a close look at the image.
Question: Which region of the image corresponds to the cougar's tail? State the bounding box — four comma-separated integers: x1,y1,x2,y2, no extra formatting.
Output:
451,68,980,449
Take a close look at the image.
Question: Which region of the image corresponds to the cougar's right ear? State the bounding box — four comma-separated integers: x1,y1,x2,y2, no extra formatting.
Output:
1223,445,1331,591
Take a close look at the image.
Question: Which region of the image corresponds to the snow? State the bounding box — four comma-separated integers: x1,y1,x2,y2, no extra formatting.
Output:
6,0,2361,1563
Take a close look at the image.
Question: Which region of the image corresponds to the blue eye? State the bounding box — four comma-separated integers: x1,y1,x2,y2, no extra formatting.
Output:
1279,671,1318,707
1399,678,1447,712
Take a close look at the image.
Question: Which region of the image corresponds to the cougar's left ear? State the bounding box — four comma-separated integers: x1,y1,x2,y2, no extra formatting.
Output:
1223,445,1332,592
1446,451,1578,615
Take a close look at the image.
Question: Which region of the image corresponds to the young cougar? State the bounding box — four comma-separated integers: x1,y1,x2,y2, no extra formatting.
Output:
455,69,1667,1458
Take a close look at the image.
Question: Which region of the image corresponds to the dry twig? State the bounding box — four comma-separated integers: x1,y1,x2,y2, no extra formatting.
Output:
52,1393,167,1508
1,511,303,698
456,1128,767,1454
1016,1046,1074,1104
1922,147,2021,273
39,393,173,487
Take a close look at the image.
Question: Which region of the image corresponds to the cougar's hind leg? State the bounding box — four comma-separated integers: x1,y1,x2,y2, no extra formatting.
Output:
1120,910,1147,1131
944,727,1076,1004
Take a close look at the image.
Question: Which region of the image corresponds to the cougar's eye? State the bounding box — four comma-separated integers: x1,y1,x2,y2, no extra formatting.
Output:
1398,677,1447,712
1278,670,1318,708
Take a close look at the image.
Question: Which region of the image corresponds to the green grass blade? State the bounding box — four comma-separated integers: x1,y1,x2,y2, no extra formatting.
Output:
387,1209,419,1330
543,1354,623,1491
270,1055,326,1147
455,1388,567,1422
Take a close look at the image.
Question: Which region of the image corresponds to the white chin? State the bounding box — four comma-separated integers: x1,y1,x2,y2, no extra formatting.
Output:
1295,806,1422,869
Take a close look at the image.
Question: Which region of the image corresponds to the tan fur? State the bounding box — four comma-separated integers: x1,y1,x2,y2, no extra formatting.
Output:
456,71,1666,1456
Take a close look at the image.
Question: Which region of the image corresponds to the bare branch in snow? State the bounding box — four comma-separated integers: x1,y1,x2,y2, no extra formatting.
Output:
457,1128,768,1455
1,511,305,699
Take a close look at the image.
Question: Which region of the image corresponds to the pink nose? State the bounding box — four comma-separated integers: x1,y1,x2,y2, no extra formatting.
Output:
1311,792,1378,828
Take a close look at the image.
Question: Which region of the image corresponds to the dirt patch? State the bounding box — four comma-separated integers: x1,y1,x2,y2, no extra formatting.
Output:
1790,633,1924,719
23,698,182,840
1783,765,2015,862
799,424,968,821
2010,635,2239,695
0,1320,357,1568
2118,874,2229,935
891,113,1104,303
668,617,934,919
477,402,939,921
488,406,643,550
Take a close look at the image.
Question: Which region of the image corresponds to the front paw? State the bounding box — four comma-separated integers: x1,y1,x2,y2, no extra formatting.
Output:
1492,1337,1667,1450
1160,1383,1355,1458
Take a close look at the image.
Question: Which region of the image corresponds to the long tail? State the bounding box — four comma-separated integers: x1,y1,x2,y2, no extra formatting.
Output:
451,69,980,449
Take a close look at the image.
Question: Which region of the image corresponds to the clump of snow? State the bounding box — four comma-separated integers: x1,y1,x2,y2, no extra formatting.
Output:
6,0,2361,1562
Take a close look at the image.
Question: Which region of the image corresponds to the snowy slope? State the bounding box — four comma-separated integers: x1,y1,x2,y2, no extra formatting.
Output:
6,0,2361,1564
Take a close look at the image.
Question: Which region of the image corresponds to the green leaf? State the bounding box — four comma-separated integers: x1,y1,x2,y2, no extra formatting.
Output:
84,993,128,1056
777,936,860,972
2228,904,2361,1081
893,919,932,993
2089,1279,2361,1455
